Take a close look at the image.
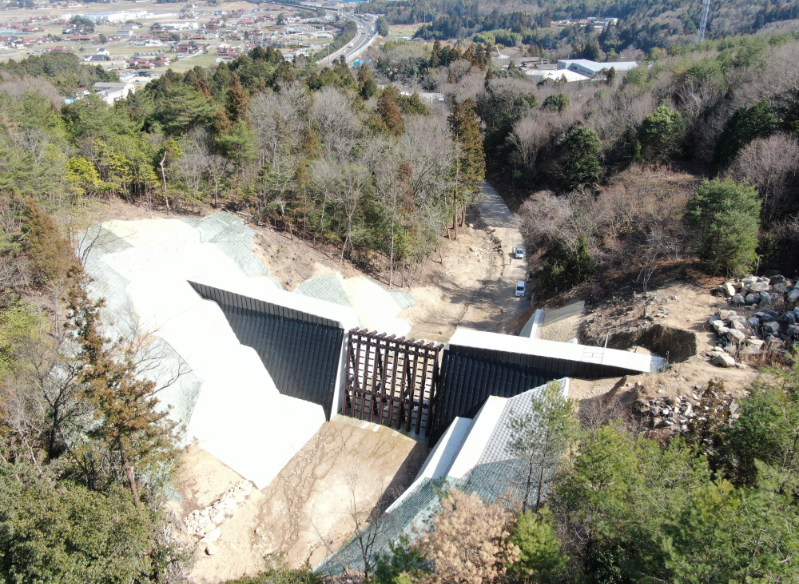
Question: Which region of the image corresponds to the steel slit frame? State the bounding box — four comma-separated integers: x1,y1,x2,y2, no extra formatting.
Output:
345,328,442,436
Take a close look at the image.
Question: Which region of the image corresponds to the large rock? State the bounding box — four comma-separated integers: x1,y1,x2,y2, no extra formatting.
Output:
727,329,746,343
712,353,736,368
729,319,748,332
749,281,771,292
206,527,222,542
745,293,760,304
763,321,780,334
732,294,746,305
788,288,799,303
774,283,790,294
759,291,772,305
740,343,762,355
787,324,799,337
722,282,736,297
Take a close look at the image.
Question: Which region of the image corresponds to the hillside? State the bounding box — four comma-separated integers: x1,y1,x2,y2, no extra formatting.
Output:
1,5,799,584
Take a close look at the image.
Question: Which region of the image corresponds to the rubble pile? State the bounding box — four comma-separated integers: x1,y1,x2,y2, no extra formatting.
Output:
719,274,799,307
184,481,254,555
635,386,740,433
708,275,799,368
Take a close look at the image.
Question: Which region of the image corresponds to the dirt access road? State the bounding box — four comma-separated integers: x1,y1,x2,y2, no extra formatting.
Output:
464,182,530,328
397,182,531,341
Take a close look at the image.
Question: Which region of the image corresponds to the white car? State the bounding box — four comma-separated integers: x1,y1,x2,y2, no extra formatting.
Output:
514,247,525,260
515,281,526,297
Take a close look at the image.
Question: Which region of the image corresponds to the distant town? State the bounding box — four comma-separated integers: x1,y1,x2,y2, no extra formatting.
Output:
0,0,353,93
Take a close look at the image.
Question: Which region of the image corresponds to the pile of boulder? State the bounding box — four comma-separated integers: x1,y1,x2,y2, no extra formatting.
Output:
718,274,799,307
708,274,799,367
184,481,254,555
636,386,739,433
637,393,702,432
708,305,799,367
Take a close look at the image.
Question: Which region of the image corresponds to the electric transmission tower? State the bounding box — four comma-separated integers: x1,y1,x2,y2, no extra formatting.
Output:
698,0,711,42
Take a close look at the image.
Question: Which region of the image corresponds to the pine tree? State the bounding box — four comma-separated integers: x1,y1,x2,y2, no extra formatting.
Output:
67,273,177,509
685,178,761,276
508,380,576,512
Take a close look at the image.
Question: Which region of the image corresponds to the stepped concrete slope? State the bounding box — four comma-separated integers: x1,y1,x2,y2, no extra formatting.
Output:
316,379,570,576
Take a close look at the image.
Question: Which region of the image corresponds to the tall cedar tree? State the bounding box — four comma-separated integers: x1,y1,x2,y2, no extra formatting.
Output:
67,272,177,508
225,72,249,125
448,98,485,238
430,40,442,69
23,198,76,286
377,90,404,135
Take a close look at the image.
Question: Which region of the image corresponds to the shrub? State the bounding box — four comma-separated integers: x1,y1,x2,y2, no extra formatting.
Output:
417,489,519,584
223,566,322,584
685,178,760,276
541,236,595,289
374,536,429,584
507,508,566,583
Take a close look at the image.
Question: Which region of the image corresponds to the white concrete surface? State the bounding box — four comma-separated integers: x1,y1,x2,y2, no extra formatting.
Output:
88,215,357,489
386,416,473,513
449,327,665,374
447,396,509,479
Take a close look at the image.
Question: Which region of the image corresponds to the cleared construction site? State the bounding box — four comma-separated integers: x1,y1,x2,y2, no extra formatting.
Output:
81,211,664,580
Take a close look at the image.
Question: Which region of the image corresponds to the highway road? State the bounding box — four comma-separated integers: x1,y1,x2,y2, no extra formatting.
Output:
316,13,378,67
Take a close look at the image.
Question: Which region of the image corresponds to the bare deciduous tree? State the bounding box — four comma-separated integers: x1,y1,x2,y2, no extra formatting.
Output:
726,133,799,221
418,489,519,584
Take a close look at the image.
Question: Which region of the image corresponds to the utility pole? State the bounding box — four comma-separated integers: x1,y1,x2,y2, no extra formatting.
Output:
698,0,711,42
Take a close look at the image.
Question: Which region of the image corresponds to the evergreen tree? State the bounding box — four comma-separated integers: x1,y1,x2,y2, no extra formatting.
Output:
378,89,404,135
377,17,389,36
685,178,761,276
357,65,377,100
225,72,249,125
542,93,569,113
507,508,566,583
448,99,485,238
430,39,442,69
561,126,601,191
640,105,683,162
713,99,778,169
508,380,576,512
23,198,75,286
67,275,177,509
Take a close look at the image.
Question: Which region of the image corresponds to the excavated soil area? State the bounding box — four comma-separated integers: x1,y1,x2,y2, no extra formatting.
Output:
174,421,428,583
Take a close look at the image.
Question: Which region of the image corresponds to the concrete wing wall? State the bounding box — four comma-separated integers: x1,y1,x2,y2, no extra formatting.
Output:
189,282,344,419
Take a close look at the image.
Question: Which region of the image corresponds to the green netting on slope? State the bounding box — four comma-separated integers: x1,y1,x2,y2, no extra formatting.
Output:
79,226,202,441
181,213,280,286
373,279,417,309
79,226,135,339
314,460,526,576
295,274,355,308
140,337,203,444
